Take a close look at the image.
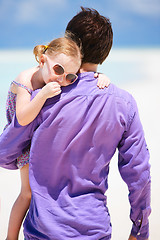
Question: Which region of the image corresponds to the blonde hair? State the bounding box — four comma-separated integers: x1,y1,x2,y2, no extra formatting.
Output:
33,34,82,66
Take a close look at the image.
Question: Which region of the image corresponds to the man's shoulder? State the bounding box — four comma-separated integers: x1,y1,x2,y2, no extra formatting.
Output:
76,72,133,100
109,83,134,103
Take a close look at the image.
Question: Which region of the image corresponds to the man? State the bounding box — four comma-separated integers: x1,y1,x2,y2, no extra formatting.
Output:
0,7,150,240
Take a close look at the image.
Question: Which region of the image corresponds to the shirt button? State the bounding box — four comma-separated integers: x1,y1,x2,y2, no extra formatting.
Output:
138,219,141,223
137,232,140,236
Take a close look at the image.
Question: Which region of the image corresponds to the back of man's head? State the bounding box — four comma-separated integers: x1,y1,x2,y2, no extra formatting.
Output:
66,7,113,65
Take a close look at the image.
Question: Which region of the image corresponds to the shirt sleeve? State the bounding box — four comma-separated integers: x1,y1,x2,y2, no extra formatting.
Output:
118,96,151,240
0,114,39,170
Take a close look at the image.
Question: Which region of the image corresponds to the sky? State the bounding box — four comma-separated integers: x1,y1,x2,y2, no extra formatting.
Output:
0,0,160,49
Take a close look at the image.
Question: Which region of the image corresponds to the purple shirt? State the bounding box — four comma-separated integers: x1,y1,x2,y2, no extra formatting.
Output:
0,72,151,239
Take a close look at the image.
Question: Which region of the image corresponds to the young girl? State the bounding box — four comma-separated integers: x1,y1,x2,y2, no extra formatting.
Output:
5,35,110,240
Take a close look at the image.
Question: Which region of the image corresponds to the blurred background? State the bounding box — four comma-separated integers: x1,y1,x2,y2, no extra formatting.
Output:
0,0,160,239
0,0,160,48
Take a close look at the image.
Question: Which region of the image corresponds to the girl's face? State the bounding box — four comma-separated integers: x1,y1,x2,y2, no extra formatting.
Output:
40,53,81,86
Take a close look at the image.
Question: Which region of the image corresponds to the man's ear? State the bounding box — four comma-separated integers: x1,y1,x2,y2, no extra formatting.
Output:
40,54,47,67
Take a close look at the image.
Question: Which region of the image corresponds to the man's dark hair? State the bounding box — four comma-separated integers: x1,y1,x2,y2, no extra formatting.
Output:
66,7,113,64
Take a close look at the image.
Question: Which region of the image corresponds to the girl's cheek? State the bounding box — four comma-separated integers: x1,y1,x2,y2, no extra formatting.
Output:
43,65,58,83
42,70,50,83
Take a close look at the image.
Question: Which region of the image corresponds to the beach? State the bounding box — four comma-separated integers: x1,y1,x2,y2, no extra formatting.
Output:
0,48,160,239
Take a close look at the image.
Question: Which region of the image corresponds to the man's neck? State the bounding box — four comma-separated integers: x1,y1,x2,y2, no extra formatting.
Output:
79,63,98,73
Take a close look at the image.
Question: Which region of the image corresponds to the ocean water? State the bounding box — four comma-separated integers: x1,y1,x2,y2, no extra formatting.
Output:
0,47,160,132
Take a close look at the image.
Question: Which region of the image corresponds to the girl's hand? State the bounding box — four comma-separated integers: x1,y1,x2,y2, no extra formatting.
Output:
94,72,111,89
41,82,62,99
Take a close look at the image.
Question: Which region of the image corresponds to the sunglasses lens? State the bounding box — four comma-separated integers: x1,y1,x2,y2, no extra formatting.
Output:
53,64,64,75
66,74,77,83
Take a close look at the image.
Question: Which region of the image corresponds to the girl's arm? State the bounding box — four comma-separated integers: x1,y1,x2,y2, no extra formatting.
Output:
15,71,110,126
16,82,61,126
94,72,111,89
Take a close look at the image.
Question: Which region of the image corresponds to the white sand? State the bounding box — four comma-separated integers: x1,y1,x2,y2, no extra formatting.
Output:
0,49,160,239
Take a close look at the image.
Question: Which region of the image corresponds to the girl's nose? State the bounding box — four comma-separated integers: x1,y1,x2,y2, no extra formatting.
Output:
56,76,64,82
